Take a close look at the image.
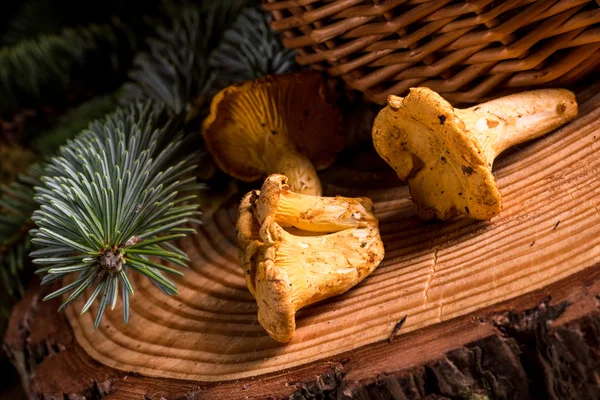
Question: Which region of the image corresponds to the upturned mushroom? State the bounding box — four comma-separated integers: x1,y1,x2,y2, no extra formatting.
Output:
202,71,343,196
236,174,384,342
255,174,377,232
372,88,578,220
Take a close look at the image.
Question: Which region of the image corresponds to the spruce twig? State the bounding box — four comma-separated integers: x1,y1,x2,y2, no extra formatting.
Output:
30,102,205,328
122,6,212,115
0,92,119,332
210,6,297,84
121,0,251,116
0,165,43,336
0,21,137,119
0,241,29,335
1,0,163,47
1,0,66,46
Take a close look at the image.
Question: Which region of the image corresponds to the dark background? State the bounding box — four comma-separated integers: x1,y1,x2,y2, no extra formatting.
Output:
0,359,26,399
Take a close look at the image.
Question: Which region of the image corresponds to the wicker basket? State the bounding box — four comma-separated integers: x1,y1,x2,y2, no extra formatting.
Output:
263,0,600,104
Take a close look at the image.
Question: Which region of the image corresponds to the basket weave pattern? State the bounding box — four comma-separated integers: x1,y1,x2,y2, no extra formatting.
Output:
263,0,600,104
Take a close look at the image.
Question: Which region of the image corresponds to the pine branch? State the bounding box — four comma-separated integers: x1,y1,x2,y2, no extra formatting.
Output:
1,0,66,46
0,21,137,119
0,165,42,336
0,92,119,332
1,0,164,47
0,165,41,247
121,6,212,115
210,6,297,84
0,241,29,335
121,0,251,116
30,102,205,328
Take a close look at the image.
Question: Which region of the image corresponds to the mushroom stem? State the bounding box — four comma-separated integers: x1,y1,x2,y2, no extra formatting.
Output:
456,89,578,163
269,149,322,196
373,87,578,221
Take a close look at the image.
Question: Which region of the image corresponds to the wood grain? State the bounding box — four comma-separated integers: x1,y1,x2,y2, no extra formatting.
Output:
6,260,600,399
59,84,600,383
4,81,600,398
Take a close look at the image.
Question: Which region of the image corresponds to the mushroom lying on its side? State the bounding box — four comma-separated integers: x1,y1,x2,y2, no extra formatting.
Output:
203,71,344,196
236,174,384,343
237,191,262,297
255,174,377,233
372,88,578,220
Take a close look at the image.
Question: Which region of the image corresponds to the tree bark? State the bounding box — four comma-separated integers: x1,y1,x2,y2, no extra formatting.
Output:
4,268,600,399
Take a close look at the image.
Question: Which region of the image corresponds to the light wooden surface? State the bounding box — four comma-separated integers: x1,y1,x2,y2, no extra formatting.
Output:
65,84,600,382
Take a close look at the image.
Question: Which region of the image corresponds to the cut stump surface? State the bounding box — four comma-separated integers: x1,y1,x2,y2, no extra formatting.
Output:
4,83,600,399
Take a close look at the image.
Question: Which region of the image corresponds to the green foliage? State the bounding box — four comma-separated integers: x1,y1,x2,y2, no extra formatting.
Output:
0,21,137,118
0,242,28,335
0,165,43,336
1,0,66,46
211,6,297,83
32,94,119,154
0,0,299,332
0,166,43,257
1,0,164,46
0,94,118,332
0,165,41,241
30,102,204,328
121,0,252,116
122,6,212,115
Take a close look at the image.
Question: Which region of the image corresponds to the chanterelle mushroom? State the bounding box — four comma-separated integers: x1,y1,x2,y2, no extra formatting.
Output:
255,174,377,232
236,174,384,342
202,71,343,196
372,88,578,220
237,191,262,297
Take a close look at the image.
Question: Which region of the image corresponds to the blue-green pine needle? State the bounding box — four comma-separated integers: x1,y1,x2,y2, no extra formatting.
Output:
30,101,204,328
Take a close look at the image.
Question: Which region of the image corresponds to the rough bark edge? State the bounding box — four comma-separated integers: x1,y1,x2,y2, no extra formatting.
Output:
291,300,600,400
3,267,599,400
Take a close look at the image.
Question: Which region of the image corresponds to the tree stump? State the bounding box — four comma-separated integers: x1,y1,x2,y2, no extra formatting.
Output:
4,83,600,399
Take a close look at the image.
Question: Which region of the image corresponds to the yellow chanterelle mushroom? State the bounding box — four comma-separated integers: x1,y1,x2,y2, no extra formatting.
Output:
255,174,377,232
203,71,344,196
372,87,578,220
236,174,384,343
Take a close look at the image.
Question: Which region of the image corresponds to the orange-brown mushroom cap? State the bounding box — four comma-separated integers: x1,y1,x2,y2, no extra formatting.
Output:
202,71,344,194
373,87,577,220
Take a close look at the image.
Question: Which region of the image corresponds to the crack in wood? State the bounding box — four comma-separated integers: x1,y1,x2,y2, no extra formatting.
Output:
590,200,600,219
422,246,440,304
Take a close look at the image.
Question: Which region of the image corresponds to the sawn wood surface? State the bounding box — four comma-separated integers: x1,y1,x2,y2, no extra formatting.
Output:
4,80,600,400
65,81,600,381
